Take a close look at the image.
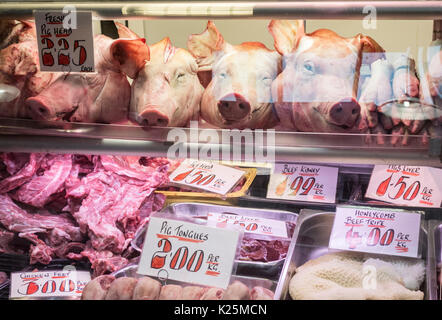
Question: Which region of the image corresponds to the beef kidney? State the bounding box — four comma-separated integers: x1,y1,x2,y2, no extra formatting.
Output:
25,23,148,123
128,37,203,127
187,21,280,129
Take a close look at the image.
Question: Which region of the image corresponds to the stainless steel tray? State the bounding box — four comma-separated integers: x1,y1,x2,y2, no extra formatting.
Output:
274,209,432,300
427,219,442,300
131,202,298,281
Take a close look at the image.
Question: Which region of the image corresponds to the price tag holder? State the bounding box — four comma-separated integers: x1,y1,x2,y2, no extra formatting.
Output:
34,10,95,72
137,216,241,289
266,163,338,203
365,165,442,208
207,212,288,239
329,206,422,258
10,270,90,299
168,159,245,195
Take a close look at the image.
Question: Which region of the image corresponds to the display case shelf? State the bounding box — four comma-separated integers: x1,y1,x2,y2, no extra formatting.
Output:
0,1,441,20
0,118,440,166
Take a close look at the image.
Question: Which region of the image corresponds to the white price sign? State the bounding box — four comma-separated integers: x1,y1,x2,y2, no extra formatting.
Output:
365,165,442,208
207,212,288,238
168,159,245,195
10,270,91,299
34,11,95,72
329,206,422,258
138,217,240,289
266,163,338,203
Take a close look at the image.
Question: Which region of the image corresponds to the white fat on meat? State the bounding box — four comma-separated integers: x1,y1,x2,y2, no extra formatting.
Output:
200,287,224,300
250,286,274,300
289,252,425,300
81,275,115,300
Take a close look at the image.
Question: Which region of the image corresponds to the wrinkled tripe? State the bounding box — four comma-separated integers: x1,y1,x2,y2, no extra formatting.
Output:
289,252,425,300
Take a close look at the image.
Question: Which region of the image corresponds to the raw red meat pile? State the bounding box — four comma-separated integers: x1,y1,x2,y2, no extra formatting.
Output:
0,153,170,276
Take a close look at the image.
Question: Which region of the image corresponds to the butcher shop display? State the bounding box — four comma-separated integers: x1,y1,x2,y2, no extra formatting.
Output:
188,20,280,129
128,36,204,127
288,252,426,300
0,152,171,276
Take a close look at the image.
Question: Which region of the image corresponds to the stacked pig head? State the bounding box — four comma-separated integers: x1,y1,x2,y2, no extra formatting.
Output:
0,20,55,119
268,20,395,141
187,21,280,129
128,37,203,127
25,23,148,124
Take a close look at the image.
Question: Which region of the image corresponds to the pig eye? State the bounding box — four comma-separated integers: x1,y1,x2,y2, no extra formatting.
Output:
219,72,227,79
303,61,315,74
176,72,186,80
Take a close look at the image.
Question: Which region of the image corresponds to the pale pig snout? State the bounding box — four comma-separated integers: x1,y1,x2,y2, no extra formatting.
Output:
328,98,361,127
137,106,170,127
26,96,54,120
217,93,251,121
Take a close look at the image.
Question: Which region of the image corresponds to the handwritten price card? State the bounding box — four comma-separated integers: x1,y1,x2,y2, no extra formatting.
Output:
34,11,95,72
365,165,442,208
207,212,288,238
10,270,91,299
266,163,338,203
168,159,245,195
329,206,422,258
138,217,240,289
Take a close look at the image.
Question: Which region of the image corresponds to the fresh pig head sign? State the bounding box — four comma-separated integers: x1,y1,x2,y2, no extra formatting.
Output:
187,21,280,129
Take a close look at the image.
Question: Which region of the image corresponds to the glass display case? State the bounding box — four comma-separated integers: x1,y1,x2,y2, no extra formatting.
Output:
0,1,440,301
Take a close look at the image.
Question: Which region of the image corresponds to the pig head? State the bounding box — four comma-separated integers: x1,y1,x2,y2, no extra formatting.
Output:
187,21,280,129
129,37,203,127
26,23,148,124
269,20,385,134
0,21,55,119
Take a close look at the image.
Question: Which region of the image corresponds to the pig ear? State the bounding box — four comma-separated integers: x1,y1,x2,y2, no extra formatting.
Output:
268,20,304,55
111,38,150,79
349,34,385,65
115,22,141,39
187,20,226,71
150,37,176,63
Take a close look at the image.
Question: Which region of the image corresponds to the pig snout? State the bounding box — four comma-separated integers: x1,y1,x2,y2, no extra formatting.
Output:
328,98,361,127
137,106,170,127
26,96,53,120
217,93,251,121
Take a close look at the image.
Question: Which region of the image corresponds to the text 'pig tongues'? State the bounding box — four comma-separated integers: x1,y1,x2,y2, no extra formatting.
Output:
218,93,251,121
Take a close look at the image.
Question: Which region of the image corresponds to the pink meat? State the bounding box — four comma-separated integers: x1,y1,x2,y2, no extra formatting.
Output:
159,284,183,300
105,277,138,300
14,154,72,207
132,276,162,300
182,286,208,300
222,281,251,300
200,287,224,300
0,153,45,193
81,275,115,300
250,286,274,300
